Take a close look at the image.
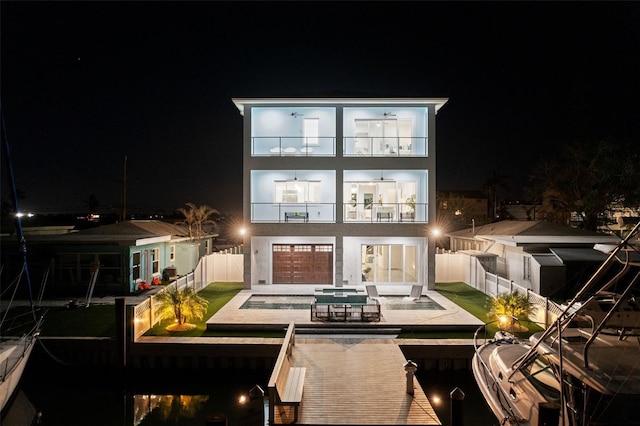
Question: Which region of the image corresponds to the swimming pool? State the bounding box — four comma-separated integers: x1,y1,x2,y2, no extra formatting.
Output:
240,295,444,310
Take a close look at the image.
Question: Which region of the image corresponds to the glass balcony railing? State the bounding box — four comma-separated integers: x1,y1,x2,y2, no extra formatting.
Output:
251,203,337,223
343,136,427,157
252,137,336,156
250,136,428,157
250,203,428,223
343,203,428,223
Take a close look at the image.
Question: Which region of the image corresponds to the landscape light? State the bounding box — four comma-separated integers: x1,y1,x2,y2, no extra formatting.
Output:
499,316,509,328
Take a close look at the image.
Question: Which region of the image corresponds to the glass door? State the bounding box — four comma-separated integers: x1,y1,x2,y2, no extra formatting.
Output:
361,244,418,283
355,119,398,155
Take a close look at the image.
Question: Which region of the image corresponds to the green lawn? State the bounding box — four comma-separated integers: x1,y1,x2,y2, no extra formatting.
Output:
31,281,544,339
400,282,544,339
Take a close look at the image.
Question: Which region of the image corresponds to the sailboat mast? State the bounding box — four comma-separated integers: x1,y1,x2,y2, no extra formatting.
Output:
1,112,36,319
120,155,127,222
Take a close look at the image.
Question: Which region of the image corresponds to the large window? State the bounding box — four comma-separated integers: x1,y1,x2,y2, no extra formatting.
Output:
344,177,417,222
275,180,321,203
343,107,427,156
354,119,412,155
361,244,417,283
250,107,336,156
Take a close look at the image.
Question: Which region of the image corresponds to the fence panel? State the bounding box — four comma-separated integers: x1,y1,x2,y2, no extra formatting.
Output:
485,273,498,297
132,250,240,338
435,252,465,283
213,253,244,282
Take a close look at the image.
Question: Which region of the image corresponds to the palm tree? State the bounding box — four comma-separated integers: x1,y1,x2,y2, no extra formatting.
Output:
177,202,197,238
192,204,219,242
154,286,209,331
487,290,535,332
177,203,219,244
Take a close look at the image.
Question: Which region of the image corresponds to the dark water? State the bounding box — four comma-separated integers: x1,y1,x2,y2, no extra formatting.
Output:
3,354,497,426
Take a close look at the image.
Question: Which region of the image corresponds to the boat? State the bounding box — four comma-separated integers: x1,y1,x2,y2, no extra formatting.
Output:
473,220,640,426
1,113,45,413
0,322,41,412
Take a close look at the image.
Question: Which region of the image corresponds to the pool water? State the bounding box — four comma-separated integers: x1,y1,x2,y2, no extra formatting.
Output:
240,295,444,310
240,295,315,309
381,297,445,310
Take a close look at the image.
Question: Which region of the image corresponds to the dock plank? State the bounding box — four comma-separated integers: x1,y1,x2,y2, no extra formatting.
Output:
275,337,441,425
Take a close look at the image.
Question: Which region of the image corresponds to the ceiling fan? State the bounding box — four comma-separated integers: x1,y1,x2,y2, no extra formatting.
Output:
291,112,305,118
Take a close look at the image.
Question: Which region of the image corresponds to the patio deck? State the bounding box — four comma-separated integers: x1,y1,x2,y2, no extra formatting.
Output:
206,284,483,333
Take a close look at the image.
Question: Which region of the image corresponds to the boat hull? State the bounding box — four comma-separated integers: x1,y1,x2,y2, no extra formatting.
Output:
0,336,37,412
473,332,565,426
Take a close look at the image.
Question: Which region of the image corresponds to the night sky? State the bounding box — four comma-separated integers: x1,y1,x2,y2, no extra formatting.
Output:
2,2,639,218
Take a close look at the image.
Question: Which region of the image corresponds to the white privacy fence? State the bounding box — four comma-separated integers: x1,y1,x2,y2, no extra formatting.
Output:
133,251,561,338
482,272,564,327
436,251,564,328
133,252,243,339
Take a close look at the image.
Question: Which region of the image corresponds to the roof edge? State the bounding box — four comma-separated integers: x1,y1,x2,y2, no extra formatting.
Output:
232,97,449,115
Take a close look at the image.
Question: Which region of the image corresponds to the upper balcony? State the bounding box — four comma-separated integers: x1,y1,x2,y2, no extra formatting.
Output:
251,107,337,157
249,106,429,158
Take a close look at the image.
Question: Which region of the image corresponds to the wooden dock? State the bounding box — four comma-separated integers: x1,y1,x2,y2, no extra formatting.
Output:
274,336,441,425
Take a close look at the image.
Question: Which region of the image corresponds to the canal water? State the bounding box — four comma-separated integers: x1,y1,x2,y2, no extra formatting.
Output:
3,355,498,426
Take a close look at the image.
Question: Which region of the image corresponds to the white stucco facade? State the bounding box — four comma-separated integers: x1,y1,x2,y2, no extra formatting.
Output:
234,97,447,291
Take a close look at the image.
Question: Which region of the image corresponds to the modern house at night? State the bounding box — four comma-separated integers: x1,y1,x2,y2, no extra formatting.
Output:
232,97,448,291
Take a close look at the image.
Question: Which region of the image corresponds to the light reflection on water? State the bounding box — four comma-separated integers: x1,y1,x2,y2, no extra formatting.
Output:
7,359,496,426
8,363,270,426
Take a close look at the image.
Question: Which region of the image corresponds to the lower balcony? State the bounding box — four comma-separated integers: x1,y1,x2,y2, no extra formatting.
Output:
251,203,336,223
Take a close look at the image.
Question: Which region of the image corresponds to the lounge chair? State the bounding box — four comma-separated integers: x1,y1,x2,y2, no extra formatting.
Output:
365,285,380,300
409,285,423,300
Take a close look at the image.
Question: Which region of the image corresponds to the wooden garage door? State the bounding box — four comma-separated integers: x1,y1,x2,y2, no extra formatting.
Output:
272,244,333,284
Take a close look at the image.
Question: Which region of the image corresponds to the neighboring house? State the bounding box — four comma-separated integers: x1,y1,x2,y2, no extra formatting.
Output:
0,220,216,297
445,220,620,298
233,97,448,290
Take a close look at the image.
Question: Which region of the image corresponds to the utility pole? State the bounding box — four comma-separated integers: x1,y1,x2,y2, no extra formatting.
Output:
120,155,127,222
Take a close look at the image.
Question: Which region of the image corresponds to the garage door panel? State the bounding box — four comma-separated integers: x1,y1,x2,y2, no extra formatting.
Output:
273,244,333,284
